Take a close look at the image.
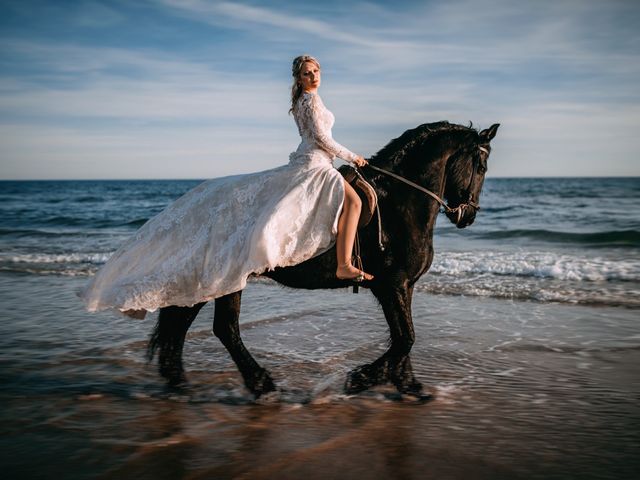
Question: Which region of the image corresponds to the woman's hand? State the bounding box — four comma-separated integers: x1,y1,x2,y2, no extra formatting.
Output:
352,155,368,167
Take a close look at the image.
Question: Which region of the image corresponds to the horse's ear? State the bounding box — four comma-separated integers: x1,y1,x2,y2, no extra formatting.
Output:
479,123,500,142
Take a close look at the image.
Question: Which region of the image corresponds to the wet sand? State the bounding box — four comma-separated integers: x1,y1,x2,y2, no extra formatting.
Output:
1,273,639,479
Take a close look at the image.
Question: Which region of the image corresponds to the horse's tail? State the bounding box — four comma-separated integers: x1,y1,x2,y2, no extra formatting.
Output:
146,304,204,364
146,319,161,363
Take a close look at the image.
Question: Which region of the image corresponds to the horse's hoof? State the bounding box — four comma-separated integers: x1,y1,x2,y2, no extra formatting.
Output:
167,376,188,388
398,380,433,403
344,365,375,394
160,365,188,387
254,389,281,404
248,369,277,399
404,391,434,403
400,379,423,394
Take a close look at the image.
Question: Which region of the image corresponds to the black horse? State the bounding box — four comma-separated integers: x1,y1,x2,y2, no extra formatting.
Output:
148,121,499,400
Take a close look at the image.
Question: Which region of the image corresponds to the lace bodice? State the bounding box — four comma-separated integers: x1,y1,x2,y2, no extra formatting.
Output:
292,92,359,164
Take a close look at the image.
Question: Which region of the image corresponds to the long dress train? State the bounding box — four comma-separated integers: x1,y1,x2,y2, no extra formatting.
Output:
79,92,359,317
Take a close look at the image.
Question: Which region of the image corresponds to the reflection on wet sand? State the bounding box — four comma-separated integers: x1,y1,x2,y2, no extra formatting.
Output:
67,393,520,480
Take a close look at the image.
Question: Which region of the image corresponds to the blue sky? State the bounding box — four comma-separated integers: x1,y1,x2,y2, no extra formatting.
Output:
1,0,638,179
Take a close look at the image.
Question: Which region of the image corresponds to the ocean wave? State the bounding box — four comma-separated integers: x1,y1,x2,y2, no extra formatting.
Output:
478,205,519,213
2,252,111,264
42,215,93,227
3,249,637,284
0,266,95,276
2,247,638,308
0,228,95,237
0,220,147,235
121,218,149,228
430,251,639,282
476,229,640,247
72,196,103,203
0,252,112,276
40,216,152,229
416,275,640,308
418,250,640,307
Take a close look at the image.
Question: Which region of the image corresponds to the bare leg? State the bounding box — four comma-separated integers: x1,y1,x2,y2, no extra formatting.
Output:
336,179,373,280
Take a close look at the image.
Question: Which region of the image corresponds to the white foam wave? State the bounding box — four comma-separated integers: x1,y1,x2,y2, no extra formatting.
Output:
0,252,113,276
2,252,112,265
430,251,639,282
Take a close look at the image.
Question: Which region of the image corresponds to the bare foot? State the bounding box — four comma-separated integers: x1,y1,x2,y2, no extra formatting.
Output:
336,264,374,281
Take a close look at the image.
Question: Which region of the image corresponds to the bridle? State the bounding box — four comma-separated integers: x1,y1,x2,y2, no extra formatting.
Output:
365,145,488,224
452,145,487,220
354,144,488,251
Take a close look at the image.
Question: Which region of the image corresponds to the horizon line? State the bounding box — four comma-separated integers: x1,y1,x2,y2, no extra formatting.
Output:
1,175,638,182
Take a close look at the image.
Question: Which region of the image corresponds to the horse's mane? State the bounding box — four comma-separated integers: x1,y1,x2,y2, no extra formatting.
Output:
370,121,478,167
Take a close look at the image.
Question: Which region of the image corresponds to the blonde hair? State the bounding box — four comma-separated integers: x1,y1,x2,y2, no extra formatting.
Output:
289,55,321,114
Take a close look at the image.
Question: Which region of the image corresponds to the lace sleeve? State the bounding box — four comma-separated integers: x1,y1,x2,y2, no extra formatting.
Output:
299,93,359,163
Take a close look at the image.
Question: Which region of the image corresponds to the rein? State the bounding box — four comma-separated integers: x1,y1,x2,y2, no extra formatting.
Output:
366,146,486,215
358,145,487,250
367,164,453,213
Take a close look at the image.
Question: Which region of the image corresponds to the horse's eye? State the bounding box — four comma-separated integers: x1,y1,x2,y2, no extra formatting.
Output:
477,165,487,175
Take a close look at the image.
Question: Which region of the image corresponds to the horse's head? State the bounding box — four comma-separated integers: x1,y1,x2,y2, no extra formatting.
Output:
444,123,499,228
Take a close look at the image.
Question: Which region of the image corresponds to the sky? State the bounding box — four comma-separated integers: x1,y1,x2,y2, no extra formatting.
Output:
1,0,639,179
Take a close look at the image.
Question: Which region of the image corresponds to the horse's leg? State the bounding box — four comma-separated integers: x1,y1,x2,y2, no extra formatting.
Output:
213,291,276,398
345,285,428,399
147,302,205,386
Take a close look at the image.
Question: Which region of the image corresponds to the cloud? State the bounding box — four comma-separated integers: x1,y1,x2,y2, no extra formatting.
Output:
156,0,407,50
0,40,291,122
73,0,126,27
0,0,638,178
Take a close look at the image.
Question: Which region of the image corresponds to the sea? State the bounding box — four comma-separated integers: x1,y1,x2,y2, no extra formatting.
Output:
1,177,638,479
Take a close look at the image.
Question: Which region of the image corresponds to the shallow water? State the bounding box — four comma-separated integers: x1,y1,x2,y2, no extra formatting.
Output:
1,177,638,478
1,274,638,479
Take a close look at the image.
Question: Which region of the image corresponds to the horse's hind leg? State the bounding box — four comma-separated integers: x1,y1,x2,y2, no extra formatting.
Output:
213,291,276,398
148,302,205,386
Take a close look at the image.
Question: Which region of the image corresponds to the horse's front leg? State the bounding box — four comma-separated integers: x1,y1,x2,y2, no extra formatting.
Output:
345,284,427,399
213,291,276,398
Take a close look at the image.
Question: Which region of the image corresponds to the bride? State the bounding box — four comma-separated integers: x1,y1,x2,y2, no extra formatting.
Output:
80,55,374,318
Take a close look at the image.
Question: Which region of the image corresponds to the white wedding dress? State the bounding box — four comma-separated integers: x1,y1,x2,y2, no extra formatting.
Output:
80,92,359,317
